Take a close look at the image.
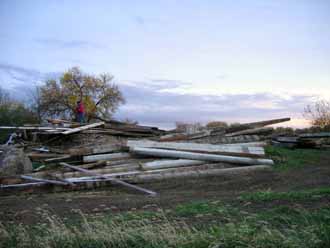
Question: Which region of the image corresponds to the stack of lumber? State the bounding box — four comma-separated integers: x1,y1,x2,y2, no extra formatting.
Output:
158,117,291,144
0,139,273,195
0,120,166,141
272,132,330,148
2,117,295,195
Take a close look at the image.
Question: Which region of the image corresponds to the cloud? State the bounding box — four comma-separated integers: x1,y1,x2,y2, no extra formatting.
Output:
0,63,41,80
115,81,316,129
0,63,59,101
0,64,317,129
35,38,105,49
134,16,145,26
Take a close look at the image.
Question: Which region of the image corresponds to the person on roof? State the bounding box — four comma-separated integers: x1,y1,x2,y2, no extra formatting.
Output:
76,100,85,124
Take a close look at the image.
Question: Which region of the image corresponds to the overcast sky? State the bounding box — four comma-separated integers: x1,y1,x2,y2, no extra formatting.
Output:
0,0,329,128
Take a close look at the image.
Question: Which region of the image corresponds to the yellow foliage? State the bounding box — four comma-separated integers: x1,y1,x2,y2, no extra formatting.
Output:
38,67,125,120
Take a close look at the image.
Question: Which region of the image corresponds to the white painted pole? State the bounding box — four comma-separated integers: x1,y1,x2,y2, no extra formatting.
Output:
127,140,265,155
141,159,205,170
131,147,274,165
83,153,131,163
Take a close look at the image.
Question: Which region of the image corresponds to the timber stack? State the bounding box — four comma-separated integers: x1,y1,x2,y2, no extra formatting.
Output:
0,117,297,195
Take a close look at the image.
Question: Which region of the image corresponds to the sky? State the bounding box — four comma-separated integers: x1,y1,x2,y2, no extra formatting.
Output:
0,0,329,128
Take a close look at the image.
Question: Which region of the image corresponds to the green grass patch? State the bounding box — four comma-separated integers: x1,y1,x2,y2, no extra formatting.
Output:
240,187,330,202
265,146,324,171
175,201,227,217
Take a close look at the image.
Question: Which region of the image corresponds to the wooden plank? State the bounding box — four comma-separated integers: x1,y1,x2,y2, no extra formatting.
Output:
1,182,46,188
44,155,71,163
68,144,123,156
60,162,157,196
27,153,64,159
299,132,330,138
275,137,298,143
127,165,273,183
130,147,274,165
127,140,265,155
83,152,131,163
52,163,140,179
225,127,273,137
141,159,206,170
224,117,291,133
21,175,69,185
61,122,105,135
0,126,70,131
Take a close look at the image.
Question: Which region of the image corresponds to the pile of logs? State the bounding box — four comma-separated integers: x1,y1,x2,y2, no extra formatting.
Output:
158,117,291,144
0,117,300,195
0,137,273,195
0,120,165,141
272,132,330,148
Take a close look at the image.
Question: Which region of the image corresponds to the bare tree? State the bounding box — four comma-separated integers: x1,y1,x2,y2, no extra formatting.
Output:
304,100,330,128
28,85,43,123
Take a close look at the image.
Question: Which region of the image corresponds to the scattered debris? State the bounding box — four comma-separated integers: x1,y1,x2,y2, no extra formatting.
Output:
1,116,324,195
0,146,33,176
272,132,330,148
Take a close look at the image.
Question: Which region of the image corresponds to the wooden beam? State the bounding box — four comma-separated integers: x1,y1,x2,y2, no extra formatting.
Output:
224,117,291,133
83,152,131,163
127,140,265,156
130,147,274,166
21,175,69,186
225,127,273,137
61,122,105,135
299,132,330,138
44,155,71,163
141,159,206,170
127,165,273,183
59,162,157,196
0,126,70,131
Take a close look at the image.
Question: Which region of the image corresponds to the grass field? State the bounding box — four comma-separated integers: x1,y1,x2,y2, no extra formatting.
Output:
1,146,329,248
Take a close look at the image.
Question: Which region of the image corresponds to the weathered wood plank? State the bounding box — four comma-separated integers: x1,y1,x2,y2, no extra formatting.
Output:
62,122,105,135
21,175,69,185
141,159,206,170
83,153,131,163
127,140,265,155
60,162,157,196
130,147,274,165
225,127,273,137
224,117,291,133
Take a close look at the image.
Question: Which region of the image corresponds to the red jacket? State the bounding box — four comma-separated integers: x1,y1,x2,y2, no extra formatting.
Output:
76,102,85,113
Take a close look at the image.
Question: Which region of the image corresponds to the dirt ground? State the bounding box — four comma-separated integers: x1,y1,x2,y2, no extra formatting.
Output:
1,150,330,225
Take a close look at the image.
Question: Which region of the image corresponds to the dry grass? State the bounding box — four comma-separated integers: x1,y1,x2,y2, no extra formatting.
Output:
1,203,330,248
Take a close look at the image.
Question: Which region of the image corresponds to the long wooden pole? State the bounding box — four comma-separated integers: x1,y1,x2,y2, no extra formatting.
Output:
131,147,274,165
141,159,206,170
127,140,265,155
21,175,69,186
83,153,131,163
224,117,291,133
62,122,105,135
127,165,273,183
59,162,157,196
